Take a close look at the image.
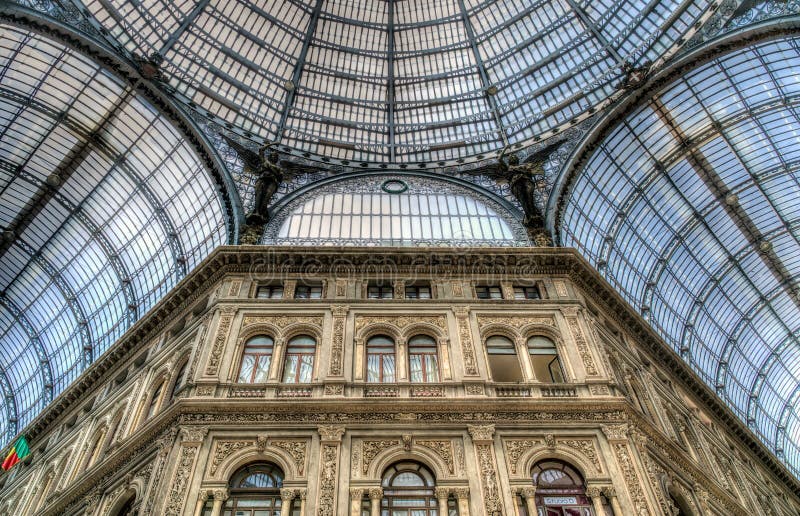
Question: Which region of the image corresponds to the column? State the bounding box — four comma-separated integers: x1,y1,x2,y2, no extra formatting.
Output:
454,487,470,516
280,488,296,516
519,486,537,516
316,425,346,516
435,487,450,514
269,338,286,380
602,486,623,516
369,487,383,516
192,490,209,516
586,487,605,516
349,488,364,516
298,489,307,515
166,427,208,516
210,489,228,516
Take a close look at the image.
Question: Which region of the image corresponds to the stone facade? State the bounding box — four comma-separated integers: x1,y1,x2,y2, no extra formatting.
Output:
1,247,798,515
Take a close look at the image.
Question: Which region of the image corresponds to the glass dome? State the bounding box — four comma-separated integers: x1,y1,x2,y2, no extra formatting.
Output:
82,0,710,167
559,34,800,475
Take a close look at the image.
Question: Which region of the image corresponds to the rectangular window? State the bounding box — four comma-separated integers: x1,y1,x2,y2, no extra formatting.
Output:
295,285,323,299
475,285,503,299
368,284,394,299
405,285,432,299
513,286,541,299
256,285,284,299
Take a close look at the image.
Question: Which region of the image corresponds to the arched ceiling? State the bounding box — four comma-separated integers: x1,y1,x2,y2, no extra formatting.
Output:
79,0,713,168
0,24,229,440
557,31,800,475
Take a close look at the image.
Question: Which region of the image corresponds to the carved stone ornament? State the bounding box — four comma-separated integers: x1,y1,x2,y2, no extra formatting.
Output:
476,314,555,329
402,434,412,451
452,281,464,297
465,383,484,395
214,489,229,501
205,308,236,375
324,383,344,396
281,488,296,502
503,439,539,474
210,440,255,475
335,279,347,297
561,308,599,376
228,280,242,297
362,440,400,474
180,426,208,444
164,444,200,515
612,442,649,515
317,425,346,443
435,486,451,499
558,438,602,473
554,280,569,297
256,435,268,451
468,424,495,443
271,440,308,475
329,306,348,376
586,486,602,498
349,487,365,500
545,433,556,449
317,442,340,516
416,440,455,474
475,442,503,514
354,314,446,333
455,309,479,376
242,314,324,328
602,424,629,441
369,487,383,500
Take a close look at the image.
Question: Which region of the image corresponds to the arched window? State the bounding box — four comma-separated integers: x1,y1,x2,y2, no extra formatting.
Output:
238,335,274,383
408,335,439,383
367,335,396,383
532,460,593,515
144,381,164,421
84,427,107,470
282,335,316,383
113,494,137,516
527,336,564,383
486,335,523,382
224,463,286,515
169,360,189,402
381,461,445,515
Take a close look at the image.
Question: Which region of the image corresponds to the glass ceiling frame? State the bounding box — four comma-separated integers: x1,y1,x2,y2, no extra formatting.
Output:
551,20,800,476
0,15,240,443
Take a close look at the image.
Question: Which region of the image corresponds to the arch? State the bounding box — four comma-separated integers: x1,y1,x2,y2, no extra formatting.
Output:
367,448,450,482
366,335,397,384
478,324,521,343
217,449,299,483
105,487,139,516
379,460,440,515
167,357,191,403
531,459,595,514
280,322,324,343
139,376,168,426
407,334,440,384
519,449,602,483
235,334,275,384
485,334,524,383
398,323,446,342
281,335,317,384
356,323,403,344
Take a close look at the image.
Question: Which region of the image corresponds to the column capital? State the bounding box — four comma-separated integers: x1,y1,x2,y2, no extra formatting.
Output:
518,486,537,498
349,488,365,500
213,488,229,501
280,488,296,502
318,424,346,443
368,487,383,500
180,425,208,445
453,487,470,500
434,487,451,499
297,488,307,500
586,486,602,498
601,486,617,498
467,424,495,442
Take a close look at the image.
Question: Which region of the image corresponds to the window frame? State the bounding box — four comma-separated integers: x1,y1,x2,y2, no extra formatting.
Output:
237,335,275,384
475,285,503,299
405,284,432,299
527,335,565,384
294,283,323,299
256,284,285,299
367,283,394,299
513,285,541,300
407,335,440,383
366,335,397,383
282,335,317,384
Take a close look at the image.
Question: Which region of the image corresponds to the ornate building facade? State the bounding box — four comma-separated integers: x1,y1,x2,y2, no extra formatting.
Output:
0,247,798,515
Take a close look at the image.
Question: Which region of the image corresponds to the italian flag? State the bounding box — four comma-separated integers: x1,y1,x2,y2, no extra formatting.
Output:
2,436,30,471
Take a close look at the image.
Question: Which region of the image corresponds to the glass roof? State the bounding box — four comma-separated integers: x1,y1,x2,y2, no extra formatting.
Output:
264,175,525,246
0,26,228,440
81,0,710,167
559,35,800,475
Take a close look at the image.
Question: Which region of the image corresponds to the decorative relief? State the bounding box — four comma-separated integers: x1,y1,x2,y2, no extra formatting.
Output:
362,440,400,474
475,443,503,514
196,385,215,396
558,439,601,473
452,281,464,297
271,440,308,475
188,313,212,379
205,307,236,375
354,314,446,333
324,384,344,396
465,383,484,395
612,442,649,515
329,306,348,376
504,439,540,474
181,426,208,444
318,425,346,443
242,314,324,328
589,384,611,396
602,424,629,441
476,315,555,329
454,441,465,474
554,280,569,297
210,440,255,475
562,310,599,376
317,443,339,516
335,279,347,297
468,424,495,442
228,280,242,297
455,309,478,376
416,440,455,474
410,385,444,397
164,444,200,515
351,442,361,476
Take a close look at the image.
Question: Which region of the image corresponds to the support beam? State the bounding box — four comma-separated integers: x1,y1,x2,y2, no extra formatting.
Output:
275,0,324,144
456,0,509,150
158,0,211,57
0,294,54,410
387,0,396,162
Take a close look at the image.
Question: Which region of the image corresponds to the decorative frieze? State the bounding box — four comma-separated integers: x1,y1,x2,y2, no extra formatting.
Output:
242,314,324,328
476,314,555,329
354,314,447,333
